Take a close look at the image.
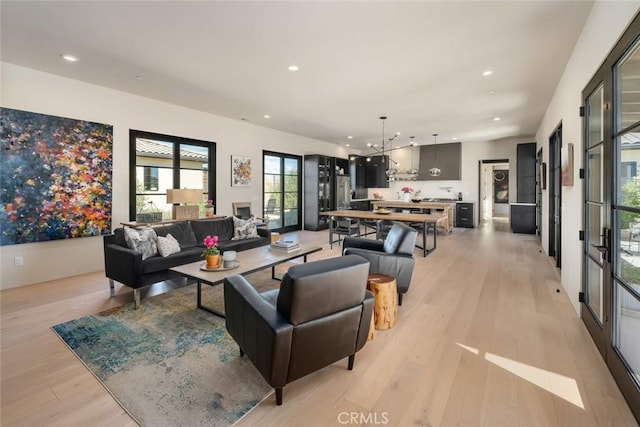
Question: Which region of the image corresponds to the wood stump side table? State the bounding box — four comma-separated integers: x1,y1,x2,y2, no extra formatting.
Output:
367,273,398,330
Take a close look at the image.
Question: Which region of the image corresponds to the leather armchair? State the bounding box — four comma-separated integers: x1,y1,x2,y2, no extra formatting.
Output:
223,255,374,405
342,221,418,305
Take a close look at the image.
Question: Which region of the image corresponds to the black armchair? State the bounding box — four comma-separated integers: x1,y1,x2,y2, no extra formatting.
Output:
342,221,418,305
223,255,374,405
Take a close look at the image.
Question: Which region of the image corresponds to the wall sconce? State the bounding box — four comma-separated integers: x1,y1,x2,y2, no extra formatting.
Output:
166,188,202,220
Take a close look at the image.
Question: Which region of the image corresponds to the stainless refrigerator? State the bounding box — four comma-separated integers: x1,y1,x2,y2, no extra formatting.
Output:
335,175,352,210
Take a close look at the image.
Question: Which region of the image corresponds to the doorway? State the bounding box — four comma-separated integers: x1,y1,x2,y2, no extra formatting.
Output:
478,159,510,225
549,123,562,268
263,151,302,233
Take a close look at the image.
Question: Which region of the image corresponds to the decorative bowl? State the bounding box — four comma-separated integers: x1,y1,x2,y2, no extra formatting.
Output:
411,198,422,203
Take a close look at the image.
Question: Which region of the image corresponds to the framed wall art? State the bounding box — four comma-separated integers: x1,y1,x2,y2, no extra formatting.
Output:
493,169,509,204
231,155,251,187
561,143,574,186
0,108,113,246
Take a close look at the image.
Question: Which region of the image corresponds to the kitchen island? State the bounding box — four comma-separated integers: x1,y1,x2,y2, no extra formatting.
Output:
370,200,456,234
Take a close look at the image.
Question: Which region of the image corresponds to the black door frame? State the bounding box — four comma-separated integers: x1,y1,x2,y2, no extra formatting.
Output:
549,123,562,268
536,148,543,240
580,12,640,421
262,150,302,233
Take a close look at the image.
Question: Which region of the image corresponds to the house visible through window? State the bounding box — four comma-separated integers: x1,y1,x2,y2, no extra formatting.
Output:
143,166,159,191
621,160,637,186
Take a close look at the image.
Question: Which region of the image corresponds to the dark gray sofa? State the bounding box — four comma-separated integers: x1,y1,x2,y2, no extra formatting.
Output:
103,217,270,307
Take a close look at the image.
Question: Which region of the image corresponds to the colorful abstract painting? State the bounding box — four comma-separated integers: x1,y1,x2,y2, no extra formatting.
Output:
231,155,251,187
0,108,113,245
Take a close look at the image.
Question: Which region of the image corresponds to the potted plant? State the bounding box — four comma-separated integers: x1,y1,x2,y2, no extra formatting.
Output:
202,235,220,268
204,200,215,217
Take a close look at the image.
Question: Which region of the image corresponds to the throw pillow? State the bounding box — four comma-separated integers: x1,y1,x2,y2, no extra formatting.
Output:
232,216,259,240
124,226,158,260
157,233,181,257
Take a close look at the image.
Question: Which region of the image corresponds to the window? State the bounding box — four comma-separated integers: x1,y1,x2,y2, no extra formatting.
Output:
130,130,216,221
143,166,159,191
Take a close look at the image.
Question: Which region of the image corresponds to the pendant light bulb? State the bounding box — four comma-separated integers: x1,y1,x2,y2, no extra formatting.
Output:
429,133,441,177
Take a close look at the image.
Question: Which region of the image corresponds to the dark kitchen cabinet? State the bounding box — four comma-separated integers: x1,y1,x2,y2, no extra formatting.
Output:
349,156,367,189
517,143,537,203
304,155,334,230
514,143,536,234
350,200,372,211
511,204,536,234
456,202,474,228
365,155,389,188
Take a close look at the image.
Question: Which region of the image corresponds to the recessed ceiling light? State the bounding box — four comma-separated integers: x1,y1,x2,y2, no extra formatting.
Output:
264,114,271,119
288,65,299,71
493,117,501,121
488,90,495,94
347,135,353,139
482,70,493,76
366,143,372,147
135,75,144,80
60,54,79,62
452,137,458,140
345,144,350,147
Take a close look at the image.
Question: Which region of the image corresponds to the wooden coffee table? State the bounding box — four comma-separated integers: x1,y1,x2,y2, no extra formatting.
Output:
170,243,322,317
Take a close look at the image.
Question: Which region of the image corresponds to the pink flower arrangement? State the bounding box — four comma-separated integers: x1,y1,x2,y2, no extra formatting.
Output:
401,186,414,194
202,235,220,256
205,199,214,208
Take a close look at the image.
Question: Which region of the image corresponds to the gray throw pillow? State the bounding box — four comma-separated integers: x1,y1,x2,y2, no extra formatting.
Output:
232,216,259,240
157,233,181,257
124,226,158,260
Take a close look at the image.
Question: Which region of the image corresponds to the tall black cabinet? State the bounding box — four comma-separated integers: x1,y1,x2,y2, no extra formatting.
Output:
511,143,537,234
304,155,335,230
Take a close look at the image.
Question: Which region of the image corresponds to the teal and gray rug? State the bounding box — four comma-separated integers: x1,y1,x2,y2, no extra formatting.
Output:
52,283,272,427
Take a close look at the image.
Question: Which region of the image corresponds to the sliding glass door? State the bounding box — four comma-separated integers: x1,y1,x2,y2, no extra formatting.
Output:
263,151,302,232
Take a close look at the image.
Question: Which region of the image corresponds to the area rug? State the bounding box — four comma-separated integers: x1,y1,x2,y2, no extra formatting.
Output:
51,269,284,427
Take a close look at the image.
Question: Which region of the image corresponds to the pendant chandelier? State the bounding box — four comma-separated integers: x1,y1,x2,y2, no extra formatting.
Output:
364,116,400,176
429,133,441,177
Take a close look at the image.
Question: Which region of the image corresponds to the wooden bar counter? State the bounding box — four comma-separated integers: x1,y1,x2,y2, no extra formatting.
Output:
370,200,455,234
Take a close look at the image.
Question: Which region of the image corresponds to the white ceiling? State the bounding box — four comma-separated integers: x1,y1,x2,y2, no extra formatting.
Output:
0,1,594,151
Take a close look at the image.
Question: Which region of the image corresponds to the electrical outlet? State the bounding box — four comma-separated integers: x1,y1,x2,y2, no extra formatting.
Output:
14,256,24,267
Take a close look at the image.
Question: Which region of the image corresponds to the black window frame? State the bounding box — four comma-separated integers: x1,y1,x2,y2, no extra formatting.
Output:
129,129,216,221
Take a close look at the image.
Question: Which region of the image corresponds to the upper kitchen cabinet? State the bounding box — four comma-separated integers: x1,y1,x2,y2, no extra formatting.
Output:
417,142,461,181
365,155,389,188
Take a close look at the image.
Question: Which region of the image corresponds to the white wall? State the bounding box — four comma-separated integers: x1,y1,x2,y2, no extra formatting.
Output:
535,1,640,314
0,63,353,289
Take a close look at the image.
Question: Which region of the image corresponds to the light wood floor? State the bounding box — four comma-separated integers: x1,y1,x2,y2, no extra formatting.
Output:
1,224,637,426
